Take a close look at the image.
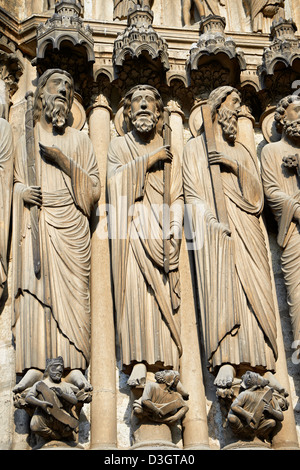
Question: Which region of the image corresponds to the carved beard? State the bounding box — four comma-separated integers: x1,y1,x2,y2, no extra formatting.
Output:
283,119,300,140
42,91,70,131
217,106,238,143
132,110,158,134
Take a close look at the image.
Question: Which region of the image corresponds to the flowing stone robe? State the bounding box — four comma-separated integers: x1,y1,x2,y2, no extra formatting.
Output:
261,140,300,343
113,0,153,19
113,0,137,19
202,0,221,15
183,126,277,374
244,0,284,32
107,130,183,374
0,118,13,297
12,122,100,374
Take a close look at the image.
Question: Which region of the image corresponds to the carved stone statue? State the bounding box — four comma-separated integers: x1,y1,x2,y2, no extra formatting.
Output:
12,69,100,393
107,85,183,387
243,0,285,33
182,0,223,26
0,114,13,300
14,356,92,447
261,95,300,353
183,86,278,393
113,0,154,20
133,370,189,424
228,371,288,442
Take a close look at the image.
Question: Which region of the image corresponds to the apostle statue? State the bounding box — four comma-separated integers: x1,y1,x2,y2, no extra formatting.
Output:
113,0,154,20
182,0,224,26
261,95,300,354
243,0,285,33
107,84,184,387
0,84,14,301
12,69,100,393
183,86,279,392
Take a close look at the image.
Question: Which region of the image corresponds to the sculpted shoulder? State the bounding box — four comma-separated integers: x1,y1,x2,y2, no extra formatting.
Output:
109,133,128,152
65,125,90,141
261,140,283,161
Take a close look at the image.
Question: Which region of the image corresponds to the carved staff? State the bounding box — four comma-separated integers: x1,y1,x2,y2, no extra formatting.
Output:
25,91,41,276
163,107,172,274
201,103,230,232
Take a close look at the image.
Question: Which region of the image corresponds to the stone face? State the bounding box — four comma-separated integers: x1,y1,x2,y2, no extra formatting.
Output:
0,0,300,451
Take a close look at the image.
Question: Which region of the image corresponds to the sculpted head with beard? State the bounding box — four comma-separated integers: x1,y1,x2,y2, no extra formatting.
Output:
123,84,164,138
208,85,241,143
33,68,74,132
275,95,300,142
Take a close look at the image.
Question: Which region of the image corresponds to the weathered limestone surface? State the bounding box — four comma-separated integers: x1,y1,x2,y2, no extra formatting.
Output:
0,0,300,451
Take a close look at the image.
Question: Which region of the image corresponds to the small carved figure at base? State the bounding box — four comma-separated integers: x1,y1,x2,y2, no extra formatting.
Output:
133,370,189,425
227,371,288,443
13,357,92,448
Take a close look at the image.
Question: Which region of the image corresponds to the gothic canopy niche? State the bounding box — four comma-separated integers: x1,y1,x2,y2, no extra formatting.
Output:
32,0,95,106
259,17,300,108
112,3,170,96
187,15,246,102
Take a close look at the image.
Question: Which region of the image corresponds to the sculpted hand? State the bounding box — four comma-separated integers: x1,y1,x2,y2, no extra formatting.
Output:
147,145,173,170
39,401,53,414
22,185,42,207
50,387,63,397
166,225,182,251
39,143,71,177
39,143,65,165
282,154,299,169
208,150,238,175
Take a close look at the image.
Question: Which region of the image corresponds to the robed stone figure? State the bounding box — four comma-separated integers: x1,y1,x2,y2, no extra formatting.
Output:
113,0,154,20
12,69,100,392
0,117,13,300
183,86,278,389
243,0,285,33
182,0,223,26
261,95,300,350
107,85,183,386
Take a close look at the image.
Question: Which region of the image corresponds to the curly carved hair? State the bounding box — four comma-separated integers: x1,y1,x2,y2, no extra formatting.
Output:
154,370,180,387
274,94,300,133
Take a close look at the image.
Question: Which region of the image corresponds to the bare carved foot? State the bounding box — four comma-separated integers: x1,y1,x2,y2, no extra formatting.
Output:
64,369,93,391
127,363,147,388
214,364,236,389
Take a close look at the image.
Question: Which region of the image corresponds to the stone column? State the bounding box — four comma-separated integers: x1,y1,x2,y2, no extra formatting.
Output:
168,100,210,450
88,94,117,450
167,100,185,165
180,237,210,450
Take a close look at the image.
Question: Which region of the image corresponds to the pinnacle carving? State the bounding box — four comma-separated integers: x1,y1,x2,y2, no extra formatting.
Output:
35,0,94,64
260,17,300,77
188,15,246,71
113,4,169,71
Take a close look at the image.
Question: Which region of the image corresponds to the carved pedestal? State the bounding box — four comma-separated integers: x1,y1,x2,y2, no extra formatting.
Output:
130,383,180,450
